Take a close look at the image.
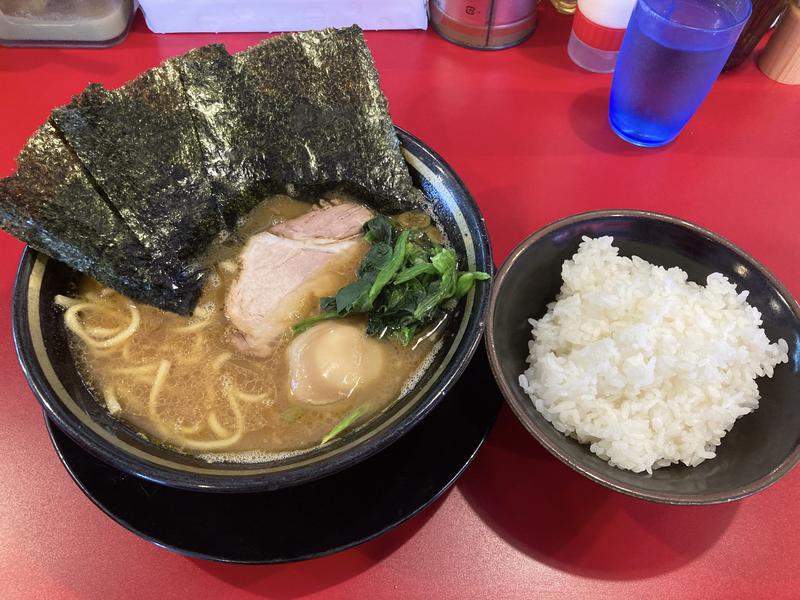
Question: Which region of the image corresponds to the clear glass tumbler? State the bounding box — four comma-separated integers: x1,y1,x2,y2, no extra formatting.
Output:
609,0,752,147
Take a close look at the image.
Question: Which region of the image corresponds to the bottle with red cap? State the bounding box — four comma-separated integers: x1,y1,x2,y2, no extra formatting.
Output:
567,0,637,72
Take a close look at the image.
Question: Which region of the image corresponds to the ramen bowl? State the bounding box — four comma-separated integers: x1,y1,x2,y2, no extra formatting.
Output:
486,210,800,504
12,128,493,493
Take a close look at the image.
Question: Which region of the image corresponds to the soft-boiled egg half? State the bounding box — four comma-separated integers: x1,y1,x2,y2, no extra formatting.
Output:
287,321,386,405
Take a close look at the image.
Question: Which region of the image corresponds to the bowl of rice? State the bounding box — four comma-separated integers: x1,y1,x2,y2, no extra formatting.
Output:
486,209,800,504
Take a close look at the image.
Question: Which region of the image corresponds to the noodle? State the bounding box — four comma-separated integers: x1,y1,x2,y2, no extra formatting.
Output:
112,385,146,413
171,318,212,334
65,302,140,349
104,386,122,415
233,389,271,404
175,398,243,451
207,412,231,437
110,363,160,375
54,294,81,308
177,422,204,435
147,360,172,433
85,325,123,338
170,301,217,335
203,381,218,410
211,352,232,372
90,345,122,358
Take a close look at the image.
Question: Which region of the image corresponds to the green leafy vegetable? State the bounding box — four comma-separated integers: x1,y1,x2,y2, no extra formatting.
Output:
319,296,337,312
368,229,409,304
334,278,373,313
431,247,457,274
321,405,367,444
364,217,394,244
456,271,490,299
293,215,490,345
291,310,340,335
358,243,393,276
394,262,437,284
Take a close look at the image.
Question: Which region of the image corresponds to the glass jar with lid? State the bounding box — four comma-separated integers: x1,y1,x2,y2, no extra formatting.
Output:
0,0,136,47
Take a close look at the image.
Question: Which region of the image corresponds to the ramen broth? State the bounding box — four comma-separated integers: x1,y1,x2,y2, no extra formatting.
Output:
61,196,441,461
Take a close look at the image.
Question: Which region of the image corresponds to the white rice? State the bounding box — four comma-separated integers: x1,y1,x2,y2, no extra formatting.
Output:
518,236,789,474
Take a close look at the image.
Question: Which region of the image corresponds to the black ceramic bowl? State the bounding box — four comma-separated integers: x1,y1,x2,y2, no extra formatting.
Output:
486,209,800,505
12,128,493,493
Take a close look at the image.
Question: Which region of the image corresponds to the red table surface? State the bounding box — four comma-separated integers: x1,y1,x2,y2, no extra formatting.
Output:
1,5,799,599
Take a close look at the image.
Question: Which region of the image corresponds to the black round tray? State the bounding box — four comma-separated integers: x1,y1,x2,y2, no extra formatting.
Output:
45,347,501,563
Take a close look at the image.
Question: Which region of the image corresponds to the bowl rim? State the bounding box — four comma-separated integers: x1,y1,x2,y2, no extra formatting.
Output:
11,126,494,493
486,208,800,505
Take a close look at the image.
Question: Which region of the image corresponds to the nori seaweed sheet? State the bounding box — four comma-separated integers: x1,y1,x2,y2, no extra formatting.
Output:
0,123,202,314
232,26,420,214
171,44,264,227
50,63,225,264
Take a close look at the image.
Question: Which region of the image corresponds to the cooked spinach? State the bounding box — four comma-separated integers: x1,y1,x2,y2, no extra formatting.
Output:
292,215,490,345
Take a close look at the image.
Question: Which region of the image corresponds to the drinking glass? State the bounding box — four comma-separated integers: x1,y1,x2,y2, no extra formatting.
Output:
609,0,752,147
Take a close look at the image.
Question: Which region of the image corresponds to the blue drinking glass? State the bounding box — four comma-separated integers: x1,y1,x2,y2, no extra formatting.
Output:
609,0,752,147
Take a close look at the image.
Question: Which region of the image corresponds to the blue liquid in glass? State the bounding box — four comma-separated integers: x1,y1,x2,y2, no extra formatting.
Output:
610,0,748,147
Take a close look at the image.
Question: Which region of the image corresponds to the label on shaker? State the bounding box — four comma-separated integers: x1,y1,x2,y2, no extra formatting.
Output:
433,0,538,26
432,0,493,25
572,7,627,51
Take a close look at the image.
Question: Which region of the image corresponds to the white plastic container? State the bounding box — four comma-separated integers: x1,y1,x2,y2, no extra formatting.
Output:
567,0,637,72
138,0,428,33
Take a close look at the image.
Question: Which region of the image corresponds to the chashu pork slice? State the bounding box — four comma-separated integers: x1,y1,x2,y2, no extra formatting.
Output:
270,201,375,241
226,202,373,357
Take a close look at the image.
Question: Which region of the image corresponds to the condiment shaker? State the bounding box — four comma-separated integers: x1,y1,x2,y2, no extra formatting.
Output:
429,0,540,49
0,0,135,47
568,0,637,72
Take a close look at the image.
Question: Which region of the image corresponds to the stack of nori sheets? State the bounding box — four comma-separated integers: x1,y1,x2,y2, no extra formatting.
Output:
0,26,417,315
0,123,204,314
